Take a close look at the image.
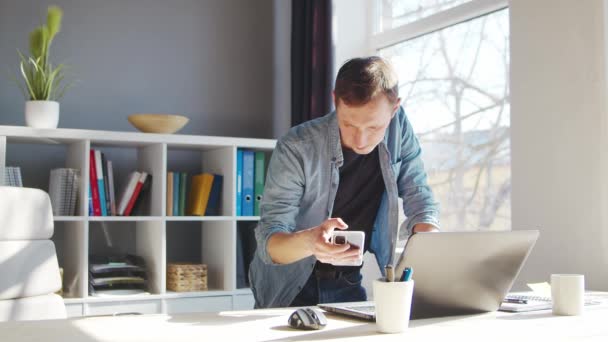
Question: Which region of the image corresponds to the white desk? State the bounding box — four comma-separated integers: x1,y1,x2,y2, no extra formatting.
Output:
2,294,608,341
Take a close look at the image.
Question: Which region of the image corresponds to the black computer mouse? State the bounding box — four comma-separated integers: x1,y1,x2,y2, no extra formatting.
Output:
288,307,327,330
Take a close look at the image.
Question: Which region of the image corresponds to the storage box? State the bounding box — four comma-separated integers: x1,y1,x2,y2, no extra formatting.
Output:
166,263,208,292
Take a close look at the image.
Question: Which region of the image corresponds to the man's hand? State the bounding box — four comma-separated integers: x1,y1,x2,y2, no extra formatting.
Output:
267,217,361,265
412,223,439,233
306,218,361,264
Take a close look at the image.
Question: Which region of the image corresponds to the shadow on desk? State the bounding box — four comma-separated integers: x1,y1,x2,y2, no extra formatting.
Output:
167,310,287,327
267,324,377,341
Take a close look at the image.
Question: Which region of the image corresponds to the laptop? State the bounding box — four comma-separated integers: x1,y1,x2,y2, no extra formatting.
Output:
318,230,539,320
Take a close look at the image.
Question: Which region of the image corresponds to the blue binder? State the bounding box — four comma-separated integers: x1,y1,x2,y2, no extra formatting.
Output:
242,150,255,216
236,149,243,216
173,172,180,216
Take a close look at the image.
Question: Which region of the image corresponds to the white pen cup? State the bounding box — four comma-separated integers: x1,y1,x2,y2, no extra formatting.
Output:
551,274,584,316
373,278,414,333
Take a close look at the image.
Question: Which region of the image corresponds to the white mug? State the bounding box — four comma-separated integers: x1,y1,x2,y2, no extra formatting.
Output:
373,278,414,333
551,274,584,316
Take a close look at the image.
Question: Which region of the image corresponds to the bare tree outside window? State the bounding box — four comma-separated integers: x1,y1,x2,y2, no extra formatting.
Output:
381,9,510,231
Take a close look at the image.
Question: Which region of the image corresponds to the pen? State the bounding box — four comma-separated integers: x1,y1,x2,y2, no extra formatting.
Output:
385,265,394,282
400,267,413,282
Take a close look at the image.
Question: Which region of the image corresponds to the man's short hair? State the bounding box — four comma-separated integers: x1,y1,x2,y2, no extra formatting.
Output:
334,56,399,106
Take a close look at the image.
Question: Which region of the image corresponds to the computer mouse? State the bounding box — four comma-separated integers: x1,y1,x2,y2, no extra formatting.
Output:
288,307,327,330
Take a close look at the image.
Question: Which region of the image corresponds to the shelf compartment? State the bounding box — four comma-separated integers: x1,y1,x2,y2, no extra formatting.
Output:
87,143,164,217
167,220,236,292
88,221,165,296
166,146,233,217
236,221,258,289
3,140,88,216
52,221,88,298
234,147,272,217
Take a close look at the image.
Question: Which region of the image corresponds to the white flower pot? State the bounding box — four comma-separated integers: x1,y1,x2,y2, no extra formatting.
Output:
25,100,60,129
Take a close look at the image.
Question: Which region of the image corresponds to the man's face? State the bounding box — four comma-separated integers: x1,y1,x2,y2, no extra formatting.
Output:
336,94,400,155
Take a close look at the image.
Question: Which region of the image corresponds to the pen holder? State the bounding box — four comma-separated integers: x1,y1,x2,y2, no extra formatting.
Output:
373,278,414,333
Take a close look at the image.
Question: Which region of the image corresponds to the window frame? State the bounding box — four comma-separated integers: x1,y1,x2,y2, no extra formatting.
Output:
370,0,508,51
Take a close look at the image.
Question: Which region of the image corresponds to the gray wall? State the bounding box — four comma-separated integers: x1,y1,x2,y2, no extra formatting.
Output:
0,0,274,137
0,0,275,258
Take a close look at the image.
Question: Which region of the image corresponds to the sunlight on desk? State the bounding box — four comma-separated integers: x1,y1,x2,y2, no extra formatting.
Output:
1,296,608,341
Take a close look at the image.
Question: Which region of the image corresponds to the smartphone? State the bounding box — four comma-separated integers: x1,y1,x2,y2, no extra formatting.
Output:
329,231,365,266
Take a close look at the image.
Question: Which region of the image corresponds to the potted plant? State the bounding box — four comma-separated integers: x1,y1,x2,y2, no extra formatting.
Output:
14,6,70,129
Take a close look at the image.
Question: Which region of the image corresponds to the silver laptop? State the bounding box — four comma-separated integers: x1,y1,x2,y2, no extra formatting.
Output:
318,230,539,320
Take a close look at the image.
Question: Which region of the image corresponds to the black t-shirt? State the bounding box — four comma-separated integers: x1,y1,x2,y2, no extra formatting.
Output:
316,145,385,272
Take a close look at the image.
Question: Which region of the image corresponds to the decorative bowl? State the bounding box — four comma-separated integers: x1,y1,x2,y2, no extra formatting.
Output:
128,114,189,134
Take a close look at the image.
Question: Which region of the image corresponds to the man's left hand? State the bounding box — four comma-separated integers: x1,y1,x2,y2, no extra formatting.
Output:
412,223,439,233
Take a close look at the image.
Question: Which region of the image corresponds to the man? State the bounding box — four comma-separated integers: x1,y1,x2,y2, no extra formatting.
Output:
249,56,439,308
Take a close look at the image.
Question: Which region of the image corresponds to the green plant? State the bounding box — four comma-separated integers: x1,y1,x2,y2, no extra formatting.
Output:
14,6,71,101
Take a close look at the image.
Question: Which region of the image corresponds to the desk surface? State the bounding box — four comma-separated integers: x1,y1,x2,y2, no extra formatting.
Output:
2,293,608,342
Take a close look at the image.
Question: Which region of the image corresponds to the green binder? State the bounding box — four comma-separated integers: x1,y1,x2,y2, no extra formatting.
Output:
254,152,265,216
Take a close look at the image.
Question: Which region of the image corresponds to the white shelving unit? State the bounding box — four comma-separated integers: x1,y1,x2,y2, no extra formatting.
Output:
0,125,275,317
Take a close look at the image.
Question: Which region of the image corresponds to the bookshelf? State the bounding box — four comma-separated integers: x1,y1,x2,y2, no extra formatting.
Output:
0,125,275,317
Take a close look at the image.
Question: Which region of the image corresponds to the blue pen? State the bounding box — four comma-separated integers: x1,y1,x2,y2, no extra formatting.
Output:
400,267,413,282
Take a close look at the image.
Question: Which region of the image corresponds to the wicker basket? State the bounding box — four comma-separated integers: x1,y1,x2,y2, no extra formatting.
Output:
167,263,208,292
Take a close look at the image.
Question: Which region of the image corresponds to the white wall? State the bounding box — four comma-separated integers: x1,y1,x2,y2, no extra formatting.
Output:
510,0,608,290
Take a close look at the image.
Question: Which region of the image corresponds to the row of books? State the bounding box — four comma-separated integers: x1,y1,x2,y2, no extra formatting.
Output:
166,172,223,216
49,168,80,216
88,149,151,216
3,166,23,187
236,149,265,216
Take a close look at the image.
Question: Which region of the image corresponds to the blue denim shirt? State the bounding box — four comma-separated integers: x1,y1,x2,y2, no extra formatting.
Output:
249,107,439,308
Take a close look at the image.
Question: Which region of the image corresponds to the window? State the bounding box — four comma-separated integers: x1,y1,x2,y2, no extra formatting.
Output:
375,0,510,231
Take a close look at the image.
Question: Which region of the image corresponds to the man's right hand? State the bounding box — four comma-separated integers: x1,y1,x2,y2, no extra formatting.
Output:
267,217,361,265
306,218,361,264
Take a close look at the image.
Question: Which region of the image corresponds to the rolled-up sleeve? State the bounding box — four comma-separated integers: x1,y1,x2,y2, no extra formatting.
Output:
255,138,305,265
397,112,440,237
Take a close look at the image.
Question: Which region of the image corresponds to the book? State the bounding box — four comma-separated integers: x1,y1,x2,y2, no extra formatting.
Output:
205,174,223,216
173,172,180,216
130,174,152,216
89,150,101,216
167,171,174,216
107,160,117,216
241,150,255,216
254,151,265,216
94,150,107,216
123,172,148,216
88,186,93,216
179,172,187,216
117,171,141,215
188,173,214,216
101,153,111,215
236,149,243,216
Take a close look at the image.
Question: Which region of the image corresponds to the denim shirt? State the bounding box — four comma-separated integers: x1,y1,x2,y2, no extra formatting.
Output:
249,107,439,308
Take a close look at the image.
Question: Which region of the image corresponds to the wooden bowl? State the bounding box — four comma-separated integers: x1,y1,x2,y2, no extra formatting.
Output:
128,114,189,134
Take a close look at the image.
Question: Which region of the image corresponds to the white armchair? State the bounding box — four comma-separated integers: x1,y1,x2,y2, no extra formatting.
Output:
0,186,66,321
